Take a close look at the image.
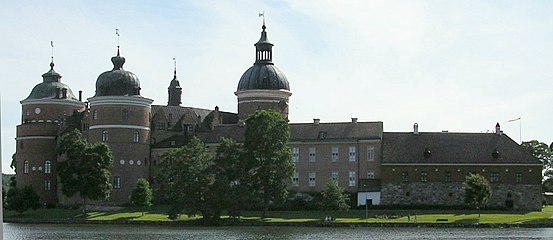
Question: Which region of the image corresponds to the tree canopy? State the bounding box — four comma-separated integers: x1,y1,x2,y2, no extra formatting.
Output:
320,180,350,211
5,179,40,214
57,129,113,212
522,140,553,170
129,178,153,216
464,173,491,211
244,110,294,218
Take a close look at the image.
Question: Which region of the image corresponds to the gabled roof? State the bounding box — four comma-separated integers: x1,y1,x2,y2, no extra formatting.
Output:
151,105,213,123
382,132,540,165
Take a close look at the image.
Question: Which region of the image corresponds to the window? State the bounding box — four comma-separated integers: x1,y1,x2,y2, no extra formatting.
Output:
317,131,327,140
401,171,408,182
332,171,339,184
292,147,299,163
24,160,29,174
490,172,500,183
308,172,316,187
122,109,129,120
516,173,523,183
331,147,339,162
445,171,451,182
45,160,51,174
292,172,299,186
367,146,375,161
133,131,140,143
348,171,356,186
92,109,98,120
157,122,166,130
349,146,356,162
83,123,89,130
114,176,121,189
44,180,51,190
367,171,375,179
102,130,108,142
308,147,316,162
420,171,428,183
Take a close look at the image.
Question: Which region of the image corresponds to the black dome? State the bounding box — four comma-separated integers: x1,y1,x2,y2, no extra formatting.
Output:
95,51,141,96
237,64,289,91
24,62,78,100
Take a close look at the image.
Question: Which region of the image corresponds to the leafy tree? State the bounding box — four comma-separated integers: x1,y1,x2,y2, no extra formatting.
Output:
5,181,40,214
464,173,491,216
157,137,214,220
320,180,350,211
244,110,294,218
522,140,553,171
2,187,6,208
543,169,553,192
57,129,113,213
129,178,153,216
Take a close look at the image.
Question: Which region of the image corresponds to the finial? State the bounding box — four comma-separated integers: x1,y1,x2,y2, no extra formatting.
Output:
259,11,266,30
173,57,177,78
50,41,55,69
115,28,120,56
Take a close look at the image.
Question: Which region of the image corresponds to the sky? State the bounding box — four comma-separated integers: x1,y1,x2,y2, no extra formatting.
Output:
1,0,552,174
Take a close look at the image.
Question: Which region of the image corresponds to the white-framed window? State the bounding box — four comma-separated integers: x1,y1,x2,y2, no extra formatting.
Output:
349,146,356,162
332,171,339,184
367,146,375,161
114,176,122,189
102,130,108,142
24,160,29,174
292,172,299,187
331,147,339,162
45,160,51,174
516,173,523,183
92,109,98,120
421,171,428,183
133,131,140,143
44,180,51,190
490,172,500,183
367,171,375,179
308,172,316,187
292,147,299,163
308,147,316,162
348,171,356,186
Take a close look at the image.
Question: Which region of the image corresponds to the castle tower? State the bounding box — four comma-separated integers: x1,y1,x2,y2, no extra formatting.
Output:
167,65,182,106
235,24,291,120
16,60,85,205
86,48,153,205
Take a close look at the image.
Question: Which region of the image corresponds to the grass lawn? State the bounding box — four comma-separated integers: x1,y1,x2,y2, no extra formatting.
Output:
5,206,553,224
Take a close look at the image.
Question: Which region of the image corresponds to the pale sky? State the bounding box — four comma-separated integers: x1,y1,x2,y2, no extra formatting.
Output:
1,0,552,174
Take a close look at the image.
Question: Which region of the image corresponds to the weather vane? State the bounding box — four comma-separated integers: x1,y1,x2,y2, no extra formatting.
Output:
50,41,54,63
259,11,265,26
173,57,177,76
115,28,120,50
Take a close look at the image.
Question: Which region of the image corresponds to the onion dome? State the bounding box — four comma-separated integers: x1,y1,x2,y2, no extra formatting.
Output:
237,24,290,91
95,49,141,96
24,62,78,100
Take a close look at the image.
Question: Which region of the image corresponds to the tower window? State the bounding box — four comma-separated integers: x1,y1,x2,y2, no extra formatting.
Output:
133,131,140,143
122,109,129,120
420,171,428,183
24,160,29,174
157,122,166,130
490,172,500,183
445,171,451,182
401,171,409,182
92,110,98,120
516,173,523,183
44,180,51,191
45,160,51,174
102,130,109,142
114,176,121,189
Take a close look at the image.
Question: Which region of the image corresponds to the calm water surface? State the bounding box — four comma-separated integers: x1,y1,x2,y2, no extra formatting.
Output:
4,223,553,239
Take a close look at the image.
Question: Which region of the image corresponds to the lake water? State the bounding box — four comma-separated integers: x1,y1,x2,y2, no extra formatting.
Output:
4,223,553,239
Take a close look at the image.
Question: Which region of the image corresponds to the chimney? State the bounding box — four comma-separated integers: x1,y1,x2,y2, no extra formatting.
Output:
79,90,82,102
495,122,502,135
62,88,68,99
414,123,419,135
351,118,358,123
313,118,320,125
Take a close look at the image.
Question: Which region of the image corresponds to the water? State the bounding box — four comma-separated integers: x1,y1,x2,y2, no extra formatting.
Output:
4,223,553,239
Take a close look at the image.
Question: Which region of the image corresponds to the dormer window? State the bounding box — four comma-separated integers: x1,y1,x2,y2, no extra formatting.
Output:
317,131,327,140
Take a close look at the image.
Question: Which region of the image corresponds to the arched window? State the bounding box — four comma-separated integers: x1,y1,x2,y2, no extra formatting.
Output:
93,109,98,120
133,131,140,143
45,160,51,174
24,160,29,174
102,130,109,142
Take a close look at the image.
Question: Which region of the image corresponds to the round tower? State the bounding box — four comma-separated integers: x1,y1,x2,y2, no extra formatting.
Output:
86,48,153,205
235,24,292,120
16,61,85,205
167,66,182,106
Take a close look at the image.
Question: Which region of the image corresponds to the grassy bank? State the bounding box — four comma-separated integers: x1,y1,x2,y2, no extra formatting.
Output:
5,206,553,225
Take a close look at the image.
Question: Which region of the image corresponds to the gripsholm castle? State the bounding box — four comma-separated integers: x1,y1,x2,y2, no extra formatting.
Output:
15,24,542,210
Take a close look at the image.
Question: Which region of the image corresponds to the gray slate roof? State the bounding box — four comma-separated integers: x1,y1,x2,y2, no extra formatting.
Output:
382,132,540,165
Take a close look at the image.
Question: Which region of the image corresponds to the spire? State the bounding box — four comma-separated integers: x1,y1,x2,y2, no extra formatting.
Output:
111,29,125,70
168,57,182,106
42,41,61,83
254,23,274,65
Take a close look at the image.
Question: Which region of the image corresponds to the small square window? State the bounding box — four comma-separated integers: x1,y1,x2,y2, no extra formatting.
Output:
331,147,339,162
420,171,428,183
308,147,316,162
308,172,316,187
292,172,299,187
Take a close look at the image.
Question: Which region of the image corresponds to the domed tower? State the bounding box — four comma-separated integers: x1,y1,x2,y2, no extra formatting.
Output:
86,48,153,205
235,24,291,120
16,60,85,205
167,65,182,106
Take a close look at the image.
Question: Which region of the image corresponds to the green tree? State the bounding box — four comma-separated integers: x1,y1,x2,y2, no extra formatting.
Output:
5,182,40,214
244,110,294,218
320,180,350,211
129,178,153,216
157,137,214,220
464,173,491,216
522,140,553,170
57,129,113,213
